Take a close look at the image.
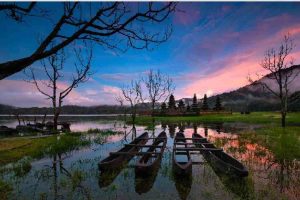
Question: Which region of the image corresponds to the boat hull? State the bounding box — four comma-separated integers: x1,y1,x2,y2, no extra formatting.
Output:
135,131,167,176
192,133,248,177
173,132,192,176
99,132,149,171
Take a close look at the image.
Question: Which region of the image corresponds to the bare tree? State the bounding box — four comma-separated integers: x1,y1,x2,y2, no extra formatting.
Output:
143,69,174,115
121,80,143,124
25,43,93,130
0,2,177,79
248,34,299,127
115,93,127,126
0,2,37,21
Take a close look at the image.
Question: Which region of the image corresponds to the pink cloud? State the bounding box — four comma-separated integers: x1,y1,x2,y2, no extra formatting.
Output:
0,79,122,107
175,19,300,98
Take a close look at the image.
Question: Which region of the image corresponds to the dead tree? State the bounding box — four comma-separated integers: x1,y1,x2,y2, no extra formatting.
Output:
0,2,177,79
248,34,299,127
143,69,174,115
121,80,143,124
25,43,92,130
115,93,127,126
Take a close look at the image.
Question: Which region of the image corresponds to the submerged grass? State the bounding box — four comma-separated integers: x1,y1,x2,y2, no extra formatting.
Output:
239,126,300,160
0,129,123,166
0,134,90,166
0,179,12,200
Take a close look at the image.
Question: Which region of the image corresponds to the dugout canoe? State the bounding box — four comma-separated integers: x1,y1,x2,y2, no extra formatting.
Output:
192,133,248,177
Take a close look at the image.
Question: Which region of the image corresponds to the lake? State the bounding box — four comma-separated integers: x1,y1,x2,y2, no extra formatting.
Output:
0,117,299,200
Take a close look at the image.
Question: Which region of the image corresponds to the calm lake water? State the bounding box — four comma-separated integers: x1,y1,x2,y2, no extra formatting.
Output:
0,117,299,200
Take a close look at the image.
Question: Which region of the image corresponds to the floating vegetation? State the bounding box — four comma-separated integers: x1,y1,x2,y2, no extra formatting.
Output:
71,170,85,190
44,135,90,157
0,179,12,200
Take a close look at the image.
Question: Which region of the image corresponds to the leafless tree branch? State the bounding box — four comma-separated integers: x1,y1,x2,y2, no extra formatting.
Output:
0,2,177,79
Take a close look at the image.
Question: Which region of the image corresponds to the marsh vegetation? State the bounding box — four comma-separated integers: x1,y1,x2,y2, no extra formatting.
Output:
0,116,299,200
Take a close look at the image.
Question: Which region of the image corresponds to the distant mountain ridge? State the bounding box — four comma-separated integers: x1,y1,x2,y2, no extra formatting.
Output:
1,65,299,114
207,65,300,112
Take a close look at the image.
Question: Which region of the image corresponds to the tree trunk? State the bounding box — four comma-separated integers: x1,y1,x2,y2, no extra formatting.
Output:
152,101,155,116
53,112,59,131
281,111,286,127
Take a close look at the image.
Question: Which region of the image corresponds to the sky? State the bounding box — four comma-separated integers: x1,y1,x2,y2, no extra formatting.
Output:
1,2,300,107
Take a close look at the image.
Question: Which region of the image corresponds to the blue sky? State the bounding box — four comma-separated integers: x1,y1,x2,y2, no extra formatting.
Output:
1,2,300,107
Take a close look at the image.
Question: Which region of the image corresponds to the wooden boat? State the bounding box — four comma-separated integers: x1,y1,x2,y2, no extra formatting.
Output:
172,132,192,175
135,131,167,176
192,133,248,177
99,132,149,171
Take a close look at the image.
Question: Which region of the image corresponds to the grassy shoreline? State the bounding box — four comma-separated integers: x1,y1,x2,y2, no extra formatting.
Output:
1,112,299,166
134,112,300,125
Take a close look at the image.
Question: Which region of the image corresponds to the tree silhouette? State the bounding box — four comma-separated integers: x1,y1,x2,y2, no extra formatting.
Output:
168,94,176,109
214,96,222,111
186,103,191,112
248,33,299,127
24,43,92,130
161,102,167,113
178,99,185,112
0,2,177,79
191,94,199,112
121,80,143,124
143,69,174,115
202,94,209,111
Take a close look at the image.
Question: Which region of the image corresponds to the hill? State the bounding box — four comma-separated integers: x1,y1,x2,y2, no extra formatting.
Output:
207,65,300,112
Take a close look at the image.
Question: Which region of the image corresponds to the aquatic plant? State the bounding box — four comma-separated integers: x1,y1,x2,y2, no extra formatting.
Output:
44,135,90,157
0,179,12,200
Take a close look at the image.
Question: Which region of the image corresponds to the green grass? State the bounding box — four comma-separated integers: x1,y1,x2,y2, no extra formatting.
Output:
0,179,12,200
0,134,90,166
239,126,300,160
0,129,124,166
86,128,123,135
134,112,300,125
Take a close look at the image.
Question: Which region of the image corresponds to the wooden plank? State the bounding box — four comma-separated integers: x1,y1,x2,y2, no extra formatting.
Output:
125,144,164,148
174,142,213,145
193,143,214,145
135,137,165,140
192,161,207,164
110,152,161,156
175,137,207,140
174,147,223,151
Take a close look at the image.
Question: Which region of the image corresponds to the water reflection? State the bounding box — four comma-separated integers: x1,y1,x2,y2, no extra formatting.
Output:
173,172,192,200
134,164,160,194
0,118,299,200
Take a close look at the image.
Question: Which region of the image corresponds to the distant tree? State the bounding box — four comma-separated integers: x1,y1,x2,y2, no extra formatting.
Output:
25,44,93,130
0,2,177,79
168,94,176,109
186,103,191,112
178,99,185,112
191,94,199,112
248,33,299,127
214,96,223,111
202,94,209,111
115,93,127,124
161,102,167,115
121,80,143,124
143,69,174,115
